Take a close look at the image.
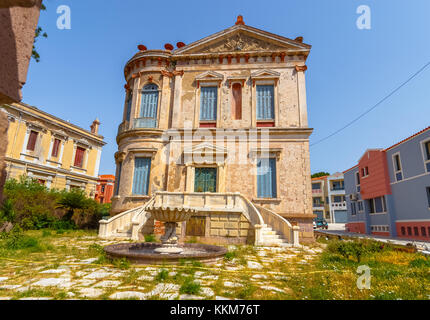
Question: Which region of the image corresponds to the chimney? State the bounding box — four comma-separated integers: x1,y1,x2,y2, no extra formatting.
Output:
90,118,100,135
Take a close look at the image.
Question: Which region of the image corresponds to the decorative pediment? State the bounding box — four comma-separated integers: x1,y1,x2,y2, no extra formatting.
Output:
226,75,248,87
174,25,310,56
184,143,227,156
195,71,224,88
74,138,91,148
250,69,280,86
249,147,282,161
184,143,227,165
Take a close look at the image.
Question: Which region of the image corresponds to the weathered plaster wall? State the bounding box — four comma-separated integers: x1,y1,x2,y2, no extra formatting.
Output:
0,111,9,201
0,0,42,103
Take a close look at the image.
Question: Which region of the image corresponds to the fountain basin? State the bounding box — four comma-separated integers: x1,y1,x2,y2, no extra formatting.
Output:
148,205,194,222
104,242,227,265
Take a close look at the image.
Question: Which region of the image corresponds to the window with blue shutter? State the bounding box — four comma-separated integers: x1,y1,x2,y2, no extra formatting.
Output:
126,92,132,122
200,86,217,121
132,157,151,195
256,85,274,120
137,84,158,128
257,158,277,198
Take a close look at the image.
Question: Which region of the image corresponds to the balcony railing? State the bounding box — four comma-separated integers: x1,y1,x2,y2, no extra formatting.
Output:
331,186,345,191
331,201,347,208
117,118,158,135
134,118,157,129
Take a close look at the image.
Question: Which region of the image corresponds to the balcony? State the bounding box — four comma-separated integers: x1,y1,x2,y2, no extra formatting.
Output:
331,186,345,191
331,201,347,209
134,118,157,129
312,189,323,194
117,118,158,135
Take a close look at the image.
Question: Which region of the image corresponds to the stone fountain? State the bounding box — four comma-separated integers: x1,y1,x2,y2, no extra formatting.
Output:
147,205,195,254
103,205,227,265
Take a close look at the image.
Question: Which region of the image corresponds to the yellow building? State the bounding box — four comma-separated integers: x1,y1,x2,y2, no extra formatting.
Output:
1,102,106,196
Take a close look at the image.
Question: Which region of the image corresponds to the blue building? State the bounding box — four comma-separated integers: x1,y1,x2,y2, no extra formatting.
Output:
344,127,430,240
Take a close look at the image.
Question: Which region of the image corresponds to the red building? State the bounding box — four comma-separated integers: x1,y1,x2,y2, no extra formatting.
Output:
95,175,115,204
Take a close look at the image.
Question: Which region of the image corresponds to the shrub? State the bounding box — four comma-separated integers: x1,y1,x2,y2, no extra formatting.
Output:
327,239,389,263
113,257,130,269
179,277,201,295
3,176,109,231
409,258,430,268
1,225,41,250
144,234,156,242
155,269,169,282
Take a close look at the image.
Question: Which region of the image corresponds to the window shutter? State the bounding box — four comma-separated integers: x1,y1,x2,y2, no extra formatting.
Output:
51,139,61,157
257,158,277,198
26,131,38,151
74,147,85,167
256,85,274,120
126,92,133,122
132,157,151,195
139,85,159,128
232,83,242,120
200,86,217,121
115,162,122,196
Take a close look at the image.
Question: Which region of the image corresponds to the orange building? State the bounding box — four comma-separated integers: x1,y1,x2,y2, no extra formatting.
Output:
95,175,115,204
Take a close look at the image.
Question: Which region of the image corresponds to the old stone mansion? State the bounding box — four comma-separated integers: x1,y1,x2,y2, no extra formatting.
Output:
99,16,314,245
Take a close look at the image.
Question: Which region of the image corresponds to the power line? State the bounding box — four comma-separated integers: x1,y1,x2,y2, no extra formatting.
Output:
310,60,430,147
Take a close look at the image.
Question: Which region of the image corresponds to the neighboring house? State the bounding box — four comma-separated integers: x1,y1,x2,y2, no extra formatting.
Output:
1,102,106,197
311,175,330,220
344,126,430,240
327,172,347,223
101,16,314,245
95,174,115,204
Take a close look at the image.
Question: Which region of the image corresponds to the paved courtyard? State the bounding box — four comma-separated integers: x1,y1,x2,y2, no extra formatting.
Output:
0,231,323,300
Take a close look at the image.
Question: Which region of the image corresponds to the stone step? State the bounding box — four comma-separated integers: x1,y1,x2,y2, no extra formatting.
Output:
112,231,132,239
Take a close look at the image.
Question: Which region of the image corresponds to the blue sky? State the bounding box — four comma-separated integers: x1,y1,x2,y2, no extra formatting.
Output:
23,0,430,175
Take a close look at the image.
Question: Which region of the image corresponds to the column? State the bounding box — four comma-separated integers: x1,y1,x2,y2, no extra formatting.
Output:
295,65,308,127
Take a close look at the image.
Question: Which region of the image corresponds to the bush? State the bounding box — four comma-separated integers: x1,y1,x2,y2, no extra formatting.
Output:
327,240,386,263
179,277,201,295
2,176,109,231
1,225,41,251
144,234,156,242
155,269,169,282
409,258,430,268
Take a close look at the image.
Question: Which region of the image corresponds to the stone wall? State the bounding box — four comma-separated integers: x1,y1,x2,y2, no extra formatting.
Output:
146,212,254,245
0,110,8,201
0,0,42,103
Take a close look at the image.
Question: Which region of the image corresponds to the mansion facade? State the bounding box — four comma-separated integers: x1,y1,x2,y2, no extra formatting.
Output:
1,102,105,196
101,16,314,244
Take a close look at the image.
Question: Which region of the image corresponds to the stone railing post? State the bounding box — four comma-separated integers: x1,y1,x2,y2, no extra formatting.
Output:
254,224,264,245
98,220,108,238
292,226,300,247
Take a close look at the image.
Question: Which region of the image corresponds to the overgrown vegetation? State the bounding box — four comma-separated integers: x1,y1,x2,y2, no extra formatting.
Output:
0,176,110,231
179,277,201,295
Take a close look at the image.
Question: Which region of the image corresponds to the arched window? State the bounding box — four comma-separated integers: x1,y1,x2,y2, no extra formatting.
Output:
231,83,242,120
137,84,159,128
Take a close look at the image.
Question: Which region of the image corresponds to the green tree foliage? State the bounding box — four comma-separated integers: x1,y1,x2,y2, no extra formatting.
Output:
2,176,109,230
311,172,330,178
32,3,47,62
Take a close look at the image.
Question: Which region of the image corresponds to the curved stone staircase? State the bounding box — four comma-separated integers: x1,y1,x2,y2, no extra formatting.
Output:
99,192,299,247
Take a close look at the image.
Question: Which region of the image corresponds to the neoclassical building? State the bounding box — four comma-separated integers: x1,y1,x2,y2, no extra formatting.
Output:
1,102,105,196
100,16,314,244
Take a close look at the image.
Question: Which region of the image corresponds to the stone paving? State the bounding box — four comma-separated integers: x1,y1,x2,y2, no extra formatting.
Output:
0,234,323,300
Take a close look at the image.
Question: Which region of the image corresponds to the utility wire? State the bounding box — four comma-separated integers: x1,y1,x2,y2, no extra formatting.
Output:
310,60,430,147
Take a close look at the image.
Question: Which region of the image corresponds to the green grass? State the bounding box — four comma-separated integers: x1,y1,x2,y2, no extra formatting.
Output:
179,277,201,295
